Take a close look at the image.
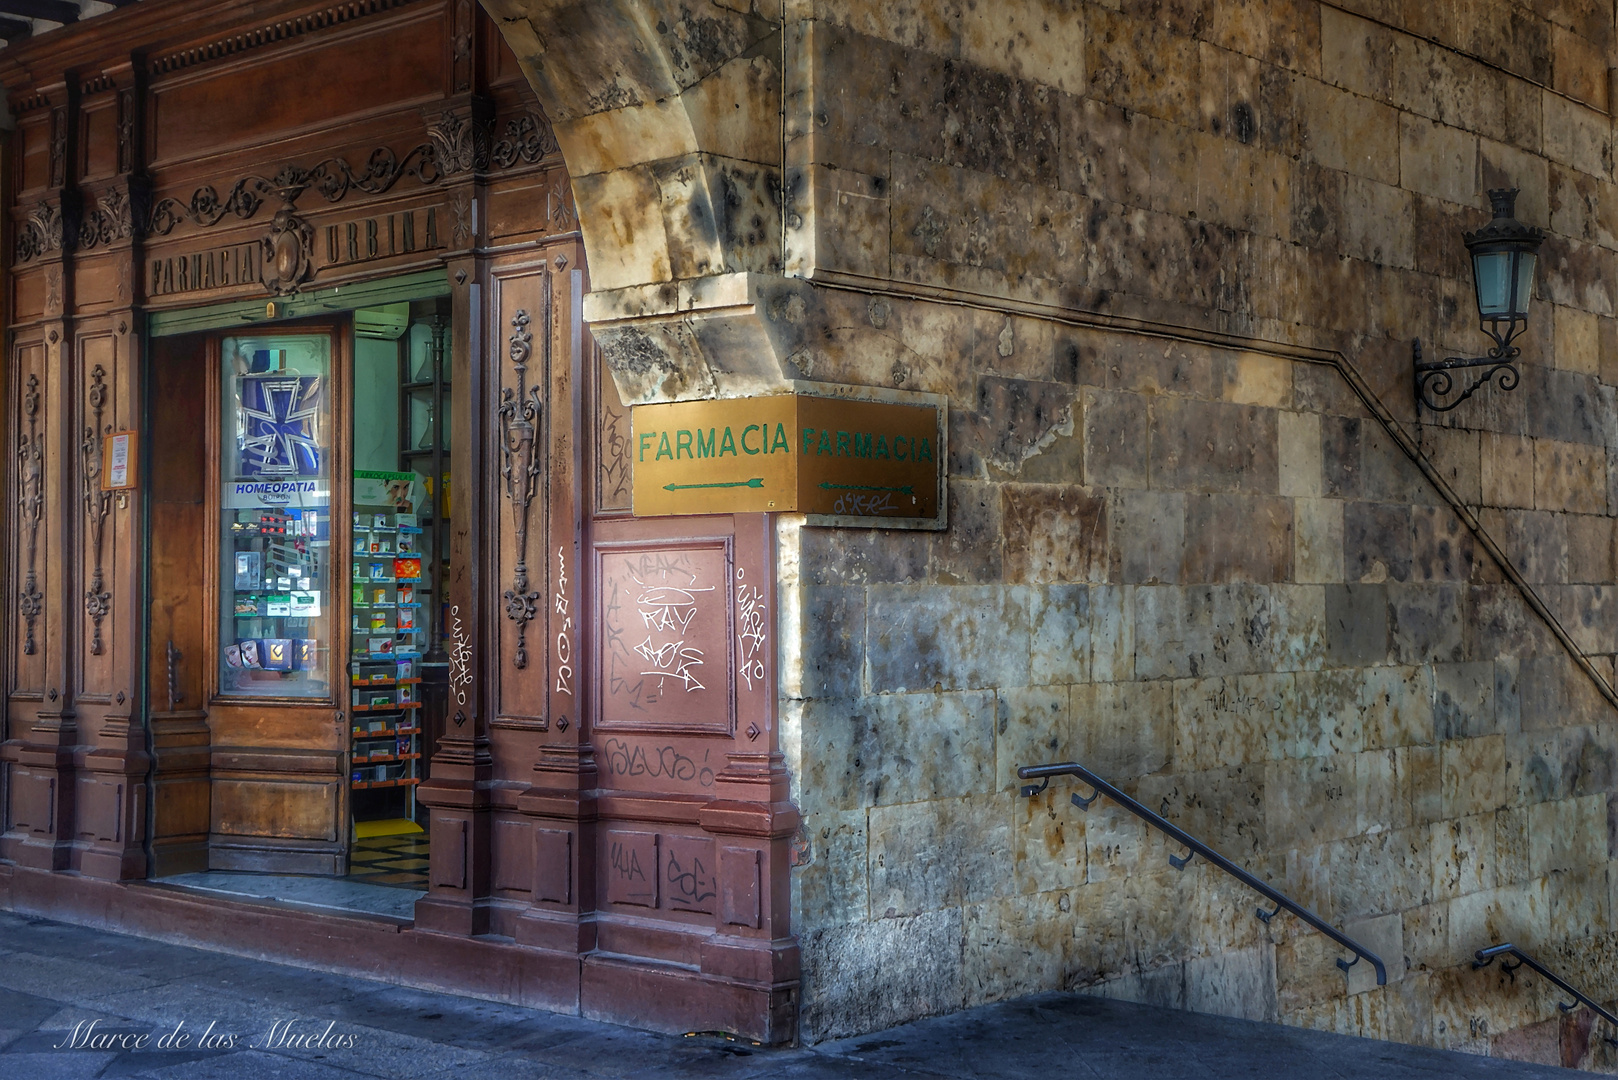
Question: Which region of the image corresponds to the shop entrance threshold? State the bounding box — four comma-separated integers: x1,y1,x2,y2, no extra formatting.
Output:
149,871,423,921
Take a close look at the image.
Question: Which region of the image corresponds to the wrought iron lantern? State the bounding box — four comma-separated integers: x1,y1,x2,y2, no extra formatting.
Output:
1413,187,1545,412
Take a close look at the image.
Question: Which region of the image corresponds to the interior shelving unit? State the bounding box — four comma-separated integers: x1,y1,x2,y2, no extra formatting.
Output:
347,499,426,820
400,305,451,767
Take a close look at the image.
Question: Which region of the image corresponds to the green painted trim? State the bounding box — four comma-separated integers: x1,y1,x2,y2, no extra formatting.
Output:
147,269,452,338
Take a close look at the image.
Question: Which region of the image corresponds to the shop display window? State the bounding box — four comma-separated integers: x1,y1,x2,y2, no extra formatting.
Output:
218,334,333,697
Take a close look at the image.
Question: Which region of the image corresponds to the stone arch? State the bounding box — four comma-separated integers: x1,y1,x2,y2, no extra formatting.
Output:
483,0,796,401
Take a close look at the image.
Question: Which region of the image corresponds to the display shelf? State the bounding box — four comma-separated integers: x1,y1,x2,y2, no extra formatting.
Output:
350,472,430,838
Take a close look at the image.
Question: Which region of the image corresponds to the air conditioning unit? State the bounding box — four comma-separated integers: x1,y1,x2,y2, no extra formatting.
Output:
354,303,410,340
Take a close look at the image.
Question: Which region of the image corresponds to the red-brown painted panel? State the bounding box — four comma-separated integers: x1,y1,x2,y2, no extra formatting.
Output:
604,829,658,908
595,540,734,736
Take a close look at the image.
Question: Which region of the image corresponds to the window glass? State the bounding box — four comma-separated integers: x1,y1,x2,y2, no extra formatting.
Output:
218,334,333,697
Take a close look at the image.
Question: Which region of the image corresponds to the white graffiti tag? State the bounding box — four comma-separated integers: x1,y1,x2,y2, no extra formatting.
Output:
448,603,473,706
735,566,767,692
631,568,714,693
633,638,708,691
554,546,574,696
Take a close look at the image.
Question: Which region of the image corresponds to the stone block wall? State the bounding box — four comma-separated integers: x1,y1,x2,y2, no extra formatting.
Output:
773,0,1618,1067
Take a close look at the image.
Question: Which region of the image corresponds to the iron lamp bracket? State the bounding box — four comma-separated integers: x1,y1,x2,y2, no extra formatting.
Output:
1413,322,1524,414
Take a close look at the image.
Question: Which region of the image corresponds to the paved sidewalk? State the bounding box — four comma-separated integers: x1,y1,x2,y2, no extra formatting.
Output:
0,909,1586,1079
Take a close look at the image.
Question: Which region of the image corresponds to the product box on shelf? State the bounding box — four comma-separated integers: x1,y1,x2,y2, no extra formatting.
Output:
233,552,262,590
261,639,293,671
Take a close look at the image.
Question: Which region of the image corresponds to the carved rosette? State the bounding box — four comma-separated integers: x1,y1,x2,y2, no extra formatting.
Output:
17,375,43,655
498,303,544,669
81,365,113,656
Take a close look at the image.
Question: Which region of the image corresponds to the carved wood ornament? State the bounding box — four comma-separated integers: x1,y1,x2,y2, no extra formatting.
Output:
427,108,488,175
148,144,440,237
48,105,67,188
15,201,66,263
491,113,559,168
81,365,112,655
79,187,137,251
260,209,315,295
17,374,43,655
126,106,556,293
144,105,551,241
115,87,136,174
498,296,545,669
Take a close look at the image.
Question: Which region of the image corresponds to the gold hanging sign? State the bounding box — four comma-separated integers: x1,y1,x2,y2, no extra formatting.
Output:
631,390,946,528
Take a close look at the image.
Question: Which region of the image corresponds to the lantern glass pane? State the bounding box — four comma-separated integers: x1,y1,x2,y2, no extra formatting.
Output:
1473,251,1512,317
1512,251,1536,317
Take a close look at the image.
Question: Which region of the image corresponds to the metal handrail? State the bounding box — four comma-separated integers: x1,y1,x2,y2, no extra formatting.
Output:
1474,943,1618,1045
1018,761,1387,986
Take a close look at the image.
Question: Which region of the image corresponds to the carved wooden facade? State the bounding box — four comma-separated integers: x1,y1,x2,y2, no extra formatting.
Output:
0,0,798,1044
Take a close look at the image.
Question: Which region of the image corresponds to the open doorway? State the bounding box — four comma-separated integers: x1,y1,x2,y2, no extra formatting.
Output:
143,293,452,918
345,300,452,892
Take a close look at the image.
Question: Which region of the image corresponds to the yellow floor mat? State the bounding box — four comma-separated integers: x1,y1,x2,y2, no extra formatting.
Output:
354,818,424,839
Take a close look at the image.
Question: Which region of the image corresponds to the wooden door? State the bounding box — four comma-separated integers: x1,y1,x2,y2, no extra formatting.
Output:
146,334,212,876
203,322,351,875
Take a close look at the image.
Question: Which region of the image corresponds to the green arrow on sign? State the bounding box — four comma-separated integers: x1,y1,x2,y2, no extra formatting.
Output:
663,478,766,491
819,481,914,495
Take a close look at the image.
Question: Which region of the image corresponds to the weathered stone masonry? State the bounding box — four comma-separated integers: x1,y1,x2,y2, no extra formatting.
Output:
489,0,1618,1066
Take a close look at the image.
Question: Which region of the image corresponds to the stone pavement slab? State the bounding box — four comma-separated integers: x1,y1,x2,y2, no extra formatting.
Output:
0,913,1589,1078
